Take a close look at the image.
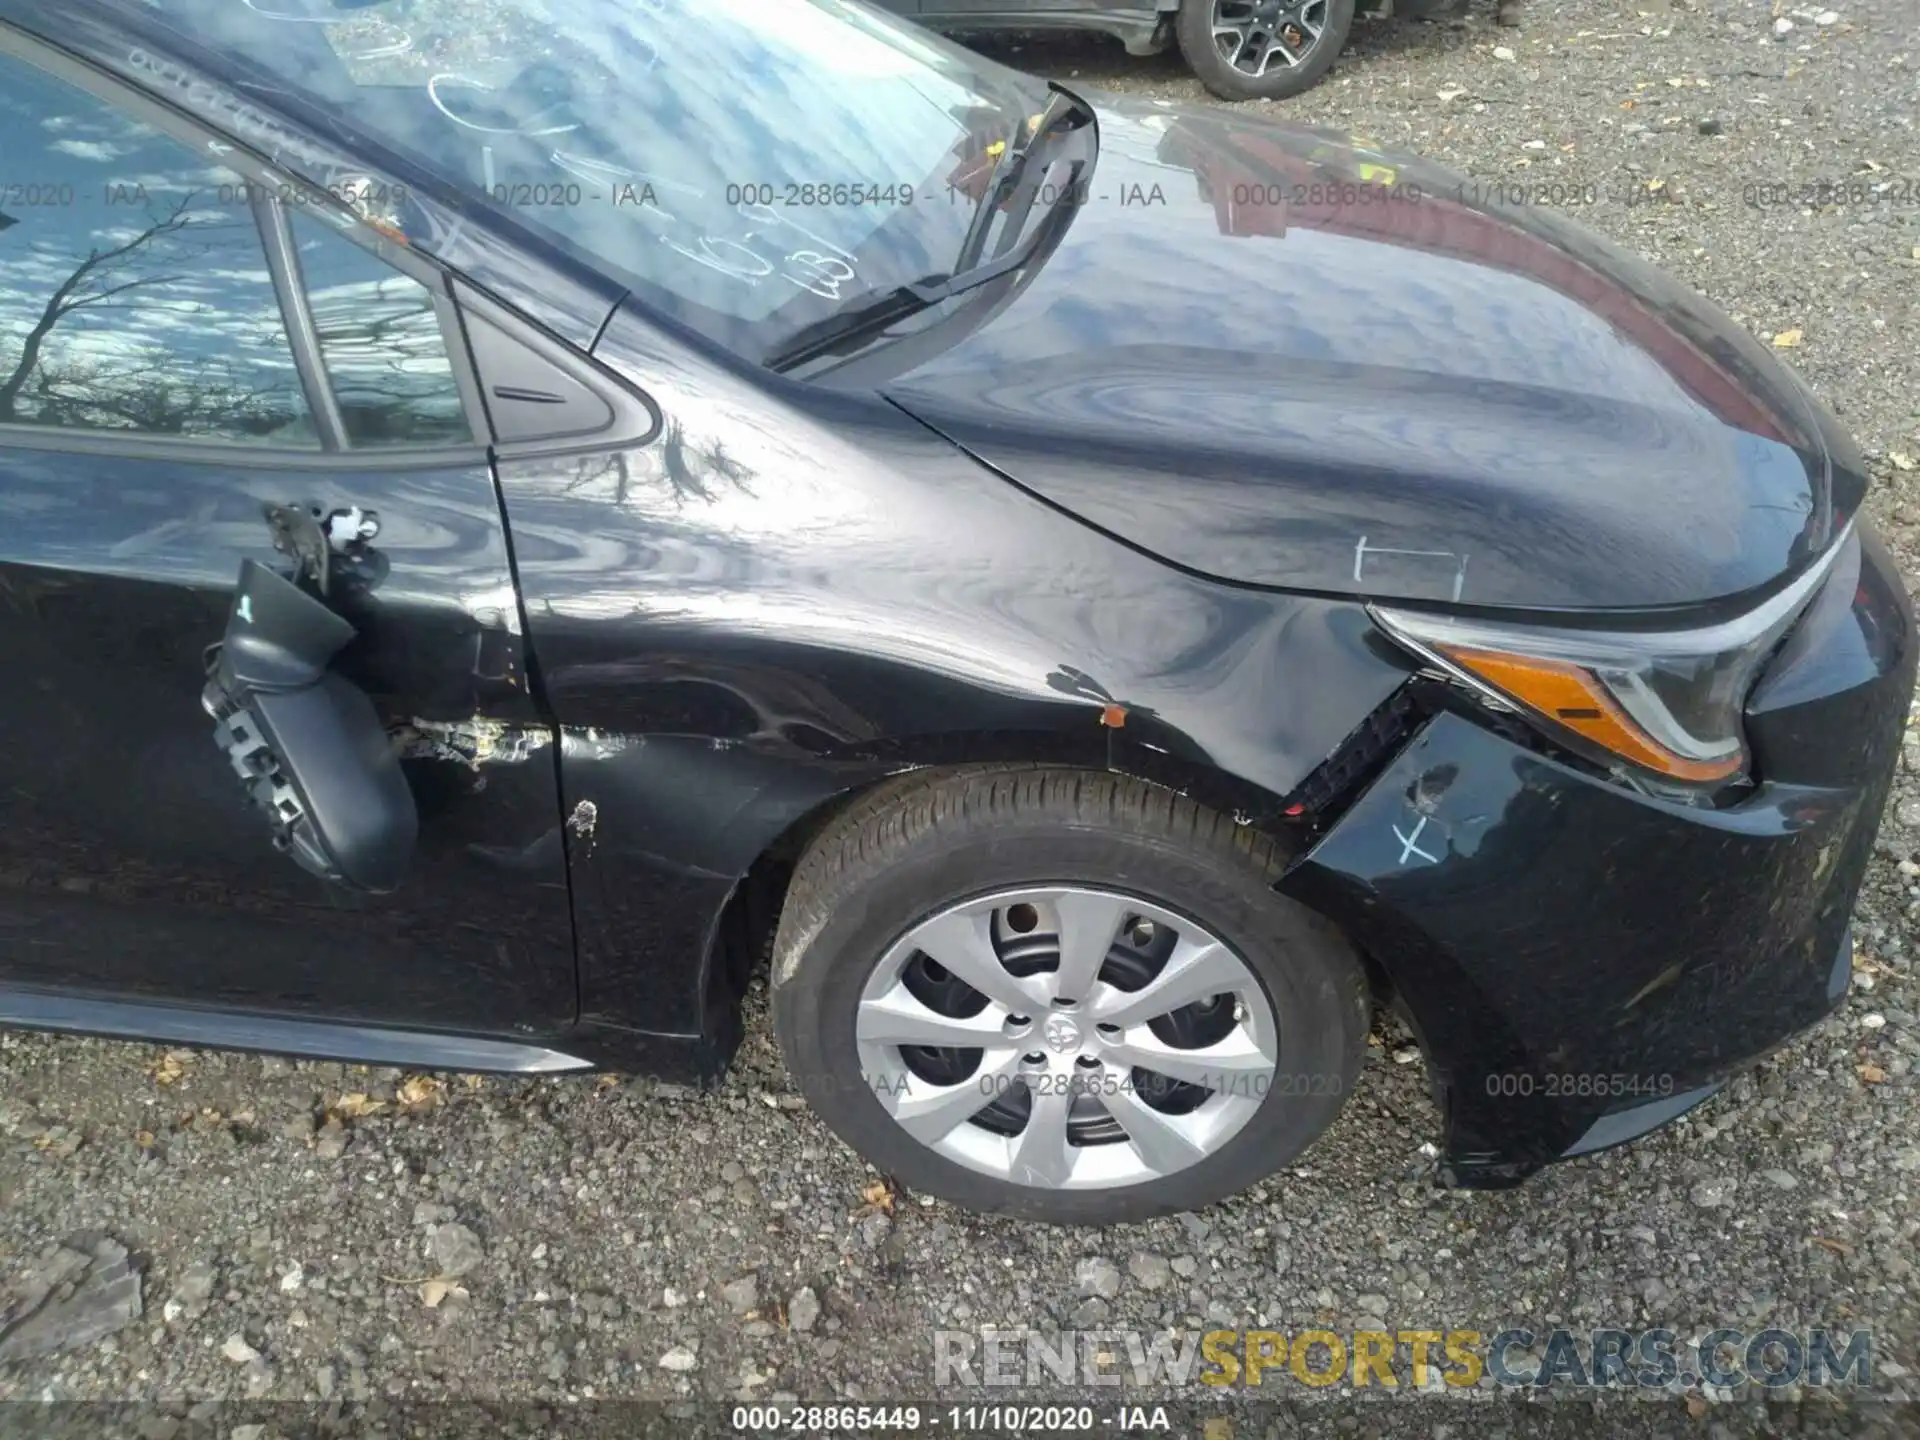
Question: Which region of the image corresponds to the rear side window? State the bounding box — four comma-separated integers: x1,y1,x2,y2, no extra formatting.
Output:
0,49,318,445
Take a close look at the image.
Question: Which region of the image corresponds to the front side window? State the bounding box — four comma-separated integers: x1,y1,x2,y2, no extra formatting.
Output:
117,0,1048,359
0,48,316,444
289,213,471,448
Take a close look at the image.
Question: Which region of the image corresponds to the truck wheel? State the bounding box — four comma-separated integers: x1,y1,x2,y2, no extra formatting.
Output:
1176,0,1356,102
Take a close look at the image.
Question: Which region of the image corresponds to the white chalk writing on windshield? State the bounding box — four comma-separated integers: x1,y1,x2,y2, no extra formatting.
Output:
222,0,865,298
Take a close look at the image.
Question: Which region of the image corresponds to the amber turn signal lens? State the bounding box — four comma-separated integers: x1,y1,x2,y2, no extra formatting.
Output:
1438,645,1743,783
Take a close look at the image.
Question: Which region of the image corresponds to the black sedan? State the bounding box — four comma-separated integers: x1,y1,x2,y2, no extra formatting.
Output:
0,0,1907,1225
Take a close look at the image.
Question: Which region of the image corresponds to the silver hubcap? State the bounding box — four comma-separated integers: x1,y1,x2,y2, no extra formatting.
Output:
855,887,1278,1191
1212,0,1328,76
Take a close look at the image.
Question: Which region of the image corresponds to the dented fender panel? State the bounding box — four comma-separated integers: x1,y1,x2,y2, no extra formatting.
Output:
494,300,1411,1055
555,731,894,1038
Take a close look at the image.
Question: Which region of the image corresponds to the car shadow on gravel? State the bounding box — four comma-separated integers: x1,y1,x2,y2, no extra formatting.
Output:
953,29,1184,87
1345,8,1489,65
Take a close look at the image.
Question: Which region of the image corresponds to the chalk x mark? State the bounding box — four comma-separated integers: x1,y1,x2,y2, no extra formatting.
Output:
1393,813,1438,866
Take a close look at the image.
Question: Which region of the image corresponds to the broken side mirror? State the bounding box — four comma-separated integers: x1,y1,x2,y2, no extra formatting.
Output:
202,558,417,892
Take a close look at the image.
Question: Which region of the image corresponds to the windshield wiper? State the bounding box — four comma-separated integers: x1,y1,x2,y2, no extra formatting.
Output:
762,242,1040,375
950,86,1080,274
765,87,1086,375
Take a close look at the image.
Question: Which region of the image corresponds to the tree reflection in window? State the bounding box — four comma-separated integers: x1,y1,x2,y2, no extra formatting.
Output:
289,213,472,448
0,51,315,444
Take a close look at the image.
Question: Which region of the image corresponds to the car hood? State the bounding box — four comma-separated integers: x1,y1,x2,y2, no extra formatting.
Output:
882,96,1859,613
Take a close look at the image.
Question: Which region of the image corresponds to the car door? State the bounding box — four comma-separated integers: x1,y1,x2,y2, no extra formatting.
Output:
0,31,578,1036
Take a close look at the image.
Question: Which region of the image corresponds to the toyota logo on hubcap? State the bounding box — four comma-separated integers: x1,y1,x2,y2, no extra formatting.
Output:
1043,1014,1083,1052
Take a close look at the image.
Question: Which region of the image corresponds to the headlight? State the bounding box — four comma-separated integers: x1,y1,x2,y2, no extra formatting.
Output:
1372,526,1856,787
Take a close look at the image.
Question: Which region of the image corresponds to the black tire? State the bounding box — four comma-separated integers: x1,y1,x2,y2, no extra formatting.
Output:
769,766,1367,1224
1176,0,1356,103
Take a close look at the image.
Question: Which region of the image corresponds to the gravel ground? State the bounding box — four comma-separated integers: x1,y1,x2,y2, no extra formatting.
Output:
4,1,1920,1434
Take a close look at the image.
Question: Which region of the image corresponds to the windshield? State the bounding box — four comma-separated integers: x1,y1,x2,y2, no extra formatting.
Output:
121,0,1045,357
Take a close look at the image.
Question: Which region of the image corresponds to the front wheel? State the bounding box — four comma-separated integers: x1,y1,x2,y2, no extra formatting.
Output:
770,767,1367,1224
1176,0,1356,102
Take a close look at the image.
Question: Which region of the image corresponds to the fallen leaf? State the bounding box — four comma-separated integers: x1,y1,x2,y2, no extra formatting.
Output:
419,1276,466,1309
149,1050,190,1087
1858,1062,1887,1084
1772,328,1805,348
134,1130,156,1149
861,1180,896,1214
32,1127,82,1158
329,1092,389,1119
1810,1236,1852,1256
1685,1394,1708,1418
594,1074,621,1093
396,1075,442,1110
